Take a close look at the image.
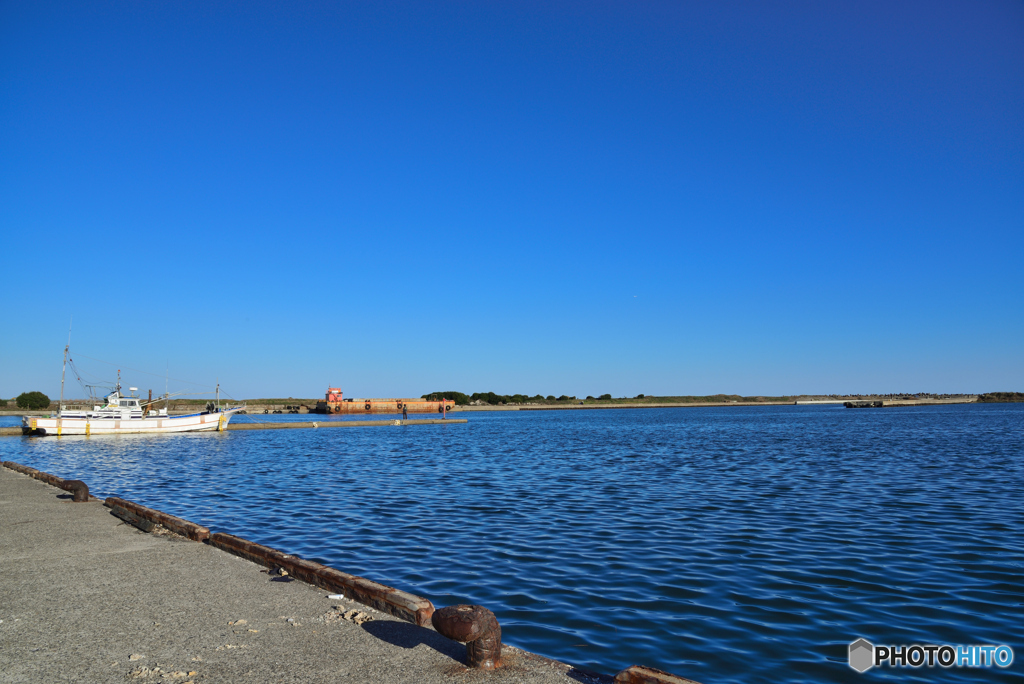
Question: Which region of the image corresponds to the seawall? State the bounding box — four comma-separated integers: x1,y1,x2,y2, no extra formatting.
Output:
0,462,700,684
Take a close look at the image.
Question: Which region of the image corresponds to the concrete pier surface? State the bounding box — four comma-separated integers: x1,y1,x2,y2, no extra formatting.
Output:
0,467,606,684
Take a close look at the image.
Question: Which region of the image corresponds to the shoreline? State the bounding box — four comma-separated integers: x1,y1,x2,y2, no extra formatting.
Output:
451,397,978,411
0,396,979,418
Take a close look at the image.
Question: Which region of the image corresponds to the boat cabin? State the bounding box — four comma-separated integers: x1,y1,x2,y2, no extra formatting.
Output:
59,385,166,420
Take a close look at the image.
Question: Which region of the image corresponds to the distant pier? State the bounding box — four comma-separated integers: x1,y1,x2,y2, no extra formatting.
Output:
227,418,467,430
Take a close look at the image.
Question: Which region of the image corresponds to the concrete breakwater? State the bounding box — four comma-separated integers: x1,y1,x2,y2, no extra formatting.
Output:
0,418,467,437
0,461,700,684
227,418,467,430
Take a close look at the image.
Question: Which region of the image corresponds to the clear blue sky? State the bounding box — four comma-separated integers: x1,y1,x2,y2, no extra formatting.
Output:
2,1,1021,400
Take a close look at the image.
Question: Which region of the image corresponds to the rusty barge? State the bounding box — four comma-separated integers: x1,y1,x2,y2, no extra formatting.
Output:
313,387,455,415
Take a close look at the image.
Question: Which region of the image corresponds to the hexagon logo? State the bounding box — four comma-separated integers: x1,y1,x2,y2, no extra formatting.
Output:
849,638,874,672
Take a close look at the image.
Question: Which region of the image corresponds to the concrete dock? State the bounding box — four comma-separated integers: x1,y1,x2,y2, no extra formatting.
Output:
0,466,608,684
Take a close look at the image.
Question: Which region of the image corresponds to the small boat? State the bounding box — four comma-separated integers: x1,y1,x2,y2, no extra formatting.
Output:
22,338,244,436
22,384,244,436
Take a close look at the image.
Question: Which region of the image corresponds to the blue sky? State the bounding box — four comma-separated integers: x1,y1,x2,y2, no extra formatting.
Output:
2,1,1021,400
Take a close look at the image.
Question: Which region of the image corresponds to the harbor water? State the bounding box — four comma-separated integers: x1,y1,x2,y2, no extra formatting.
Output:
2,404,1021,682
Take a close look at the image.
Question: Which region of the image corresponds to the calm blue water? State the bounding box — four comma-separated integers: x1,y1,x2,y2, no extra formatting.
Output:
2,404,1022,682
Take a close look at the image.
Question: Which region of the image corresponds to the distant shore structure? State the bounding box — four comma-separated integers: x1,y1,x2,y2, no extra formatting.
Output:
313,387,454,415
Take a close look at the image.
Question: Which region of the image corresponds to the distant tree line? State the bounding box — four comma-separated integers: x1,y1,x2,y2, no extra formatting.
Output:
420,392,776,406
422,391,550,405
424,391,591,405
16,391,51,409
977,392,1024,403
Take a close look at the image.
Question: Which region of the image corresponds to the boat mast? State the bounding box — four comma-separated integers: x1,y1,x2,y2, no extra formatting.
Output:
59,319,71,414
56,318,71,436
59,345,67,410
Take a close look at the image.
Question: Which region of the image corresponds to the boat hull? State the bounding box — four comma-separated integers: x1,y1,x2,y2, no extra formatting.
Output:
22,409,241,436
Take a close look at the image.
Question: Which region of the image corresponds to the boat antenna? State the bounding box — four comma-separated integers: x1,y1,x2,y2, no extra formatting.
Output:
216,379,220,411
165,361,169,412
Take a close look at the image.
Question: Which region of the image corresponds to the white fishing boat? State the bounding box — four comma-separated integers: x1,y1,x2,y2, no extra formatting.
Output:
22,338,244,436
22,385,243,436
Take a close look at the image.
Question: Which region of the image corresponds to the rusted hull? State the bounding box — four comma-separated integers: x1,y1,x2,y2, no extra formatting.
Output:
313,399,454,414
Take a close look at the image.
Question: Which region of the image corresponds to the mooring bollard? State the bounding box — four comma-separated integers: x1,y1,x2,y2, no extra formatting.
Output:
3,461,91,502
431,604,502,670
63,480,90,502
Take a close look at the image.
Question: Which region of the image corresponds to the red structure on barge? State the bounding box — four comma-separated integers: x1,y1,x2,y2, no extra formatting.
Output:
313,387,455,415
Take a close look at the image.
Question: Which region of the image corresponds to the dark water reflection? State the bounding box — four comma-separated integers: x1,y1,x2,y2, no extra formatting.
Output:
2,404,1022,682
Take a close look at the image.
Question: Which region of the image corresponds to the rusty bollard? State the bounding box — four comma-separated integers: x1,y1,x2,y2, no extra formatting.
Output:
431,605,502,670
63,480,90,502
